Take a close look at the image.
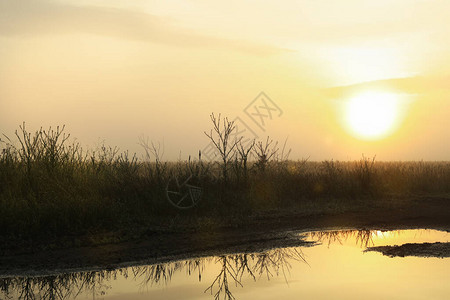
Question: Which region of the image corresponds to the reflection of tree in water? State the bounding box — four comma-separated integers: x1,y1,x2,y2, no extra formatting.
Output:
308,229,399,248
132,258,205,288
205,248,307,300
205,256,242,300
73,270,125,299
0,247,306,300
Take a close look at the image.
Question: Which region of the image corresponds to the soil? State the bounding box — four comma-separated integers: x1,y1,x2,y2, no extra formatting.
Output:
366,242,450,258
0,195,449,277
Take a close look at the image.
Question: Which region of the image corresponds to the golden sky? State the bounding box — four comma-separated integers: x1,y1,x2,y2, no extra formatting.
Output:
1,0,449,160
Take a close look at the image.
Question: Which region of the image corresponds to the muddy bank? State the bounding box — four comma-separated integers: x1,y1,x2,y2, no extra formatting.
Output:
1,195,449,277
366,242,450,258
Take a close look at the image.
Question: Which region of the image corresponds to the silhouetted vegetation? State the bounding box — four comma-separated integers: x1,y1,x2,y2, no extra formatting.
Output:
365,242,450,258
0,120,449,249
0,247,307,300
308,229,385,248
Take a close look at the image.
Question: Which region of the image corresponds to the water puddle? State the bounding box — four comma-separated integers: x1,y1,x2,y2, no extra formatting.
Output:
1,229,449,299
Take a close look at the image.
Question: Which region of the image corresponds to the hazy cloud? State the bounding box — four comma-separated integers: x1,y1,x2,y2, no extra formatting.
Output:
0,0,284,55
323,75,450,99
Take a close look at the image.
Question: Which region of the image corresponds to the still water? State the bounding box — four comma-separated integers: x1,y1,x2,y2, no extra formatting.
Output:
1,229,449,300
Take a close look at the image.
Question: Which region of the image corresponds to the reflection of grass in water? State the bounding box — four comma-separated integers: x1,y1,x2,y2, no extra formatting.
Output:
0,123,449,246
0,270,122,300
308,230,403,248
0,247,307,300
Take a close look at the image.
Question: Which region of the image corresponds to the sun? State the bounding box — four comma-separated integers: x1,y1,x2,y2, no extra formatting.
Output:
345,92,400,140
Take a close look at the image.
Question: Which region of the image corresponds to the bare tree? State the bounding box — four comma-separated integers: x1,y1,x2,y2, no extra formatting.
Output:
253,137,278,172
235,139,255,182
204,113,241,182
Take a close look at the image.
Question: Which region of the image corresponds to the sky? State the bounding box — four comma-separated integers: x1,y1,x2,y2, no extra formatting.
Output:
0,0,449,160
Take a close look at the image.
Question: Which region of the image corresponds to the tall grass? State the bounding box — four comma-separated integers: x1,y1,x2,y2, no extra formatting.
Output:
0,124,449,242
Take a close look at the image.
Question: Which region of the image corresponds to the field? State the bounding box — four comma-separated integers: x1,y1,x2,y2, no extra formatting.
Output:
1,123,449,254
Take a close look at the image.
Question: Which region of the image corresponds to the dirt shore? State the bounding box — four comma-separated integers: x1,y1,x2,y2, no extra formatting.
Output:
1,195,449,277
366,242,450,258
